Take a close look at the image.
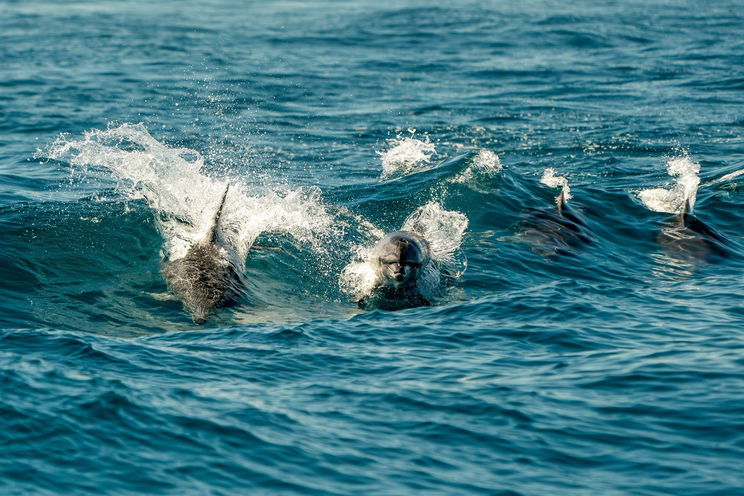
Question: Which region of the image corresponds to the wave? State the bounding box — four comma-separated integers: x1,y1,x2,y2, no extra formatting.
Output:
377,130,437,178
45,123,336,265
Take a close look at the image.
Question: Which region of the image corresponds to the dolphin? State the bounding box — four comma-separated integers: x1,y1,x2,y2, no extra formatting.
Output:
163,183,243,324
357,230,433,310
656,197,728,265
517,189,591,257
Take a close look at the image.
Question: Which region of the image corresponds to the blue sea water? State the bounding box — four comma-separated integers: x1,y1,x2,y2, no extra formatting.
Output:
2,0,744,494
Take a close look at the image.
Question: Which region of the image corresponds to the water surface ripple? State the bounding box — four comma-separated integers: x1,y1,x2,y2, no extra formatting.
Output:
1,1,743,494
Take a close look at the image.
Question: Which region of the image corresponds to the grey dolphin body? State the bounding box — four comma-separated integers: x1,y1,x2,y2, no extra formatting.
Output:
518,190,591,257
164,184,242,324
657,198,728,265
359,230,433,310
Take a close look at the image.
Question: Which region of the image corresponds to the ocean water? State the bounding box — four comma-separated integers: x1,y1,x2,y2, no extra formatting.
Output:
1,0,743,494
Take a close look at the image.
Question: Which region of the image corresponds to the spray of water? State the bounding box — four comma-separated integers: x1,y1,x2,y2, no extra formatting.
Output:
378,129,436,178
451,149,503,186
45,123,335,266
540,168,572,205
638,156,700,214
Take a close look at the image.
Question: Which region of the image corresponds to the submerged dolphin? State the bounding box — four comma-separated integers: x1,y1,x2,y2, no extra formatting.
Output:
517,189,591,257
358,230,433,310
657,198,728,265
163,183,242,324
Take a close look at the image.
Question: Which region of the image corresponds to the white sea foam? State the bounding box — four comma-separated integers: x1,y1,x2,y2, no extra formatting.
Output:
471,149,502,173
638,156,701,214
400,202,469,265
338,254,379,299
540,168,572,204
339,202,468,300
46,123,334,265
452,149,503,185
378,130,436,178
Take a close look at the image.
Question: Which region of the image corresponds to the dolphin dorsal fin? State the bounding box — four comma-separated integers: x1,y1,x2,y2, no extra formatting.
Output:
556,189,566,216
205,182,230,244
677,196,692,226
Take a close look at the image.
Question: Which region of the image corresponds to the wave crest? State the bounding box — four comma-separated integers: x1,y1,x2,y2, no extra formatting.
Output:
45,123,335,263
378,130,436,178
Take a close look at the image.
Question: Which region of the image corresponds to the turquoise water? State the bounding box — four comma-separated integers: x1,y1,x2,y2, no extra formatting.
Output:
2,1,743,494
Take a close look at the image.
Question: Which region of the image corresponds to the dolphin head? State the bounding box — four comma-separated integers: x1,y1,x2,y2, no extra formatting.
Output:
373,231,429,289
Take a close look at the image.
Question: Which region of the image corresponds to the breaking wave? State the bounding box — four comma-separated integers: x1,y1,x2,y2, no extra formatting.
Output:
378,130,437,178
45,123,336,265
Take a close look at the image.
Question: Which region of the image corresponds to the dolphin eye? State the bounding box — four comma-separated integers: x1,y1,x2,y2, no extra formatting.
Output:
405,262,421,268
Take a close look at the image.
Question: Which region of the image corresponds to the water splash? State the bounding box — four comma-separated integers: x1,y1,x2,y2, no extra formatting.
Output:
540,168,572,205
451,149,503,186
338,252,379,300
638,156,700,214
378,129,436,178
340,202,468,300
472,149,502,172
45,123,335,265
401,202,469,267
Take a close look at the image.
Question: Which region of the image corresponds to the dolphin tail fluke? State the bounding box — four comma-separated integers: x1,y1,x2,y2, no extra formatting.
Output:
206,182,230,244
